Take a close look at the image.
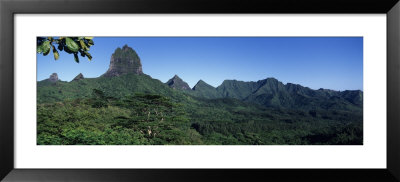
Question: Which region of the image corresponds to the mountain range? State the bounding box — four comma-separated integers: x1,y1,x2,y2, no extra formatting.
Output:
38,45,362,112
37,44,363,145
181,77,362,111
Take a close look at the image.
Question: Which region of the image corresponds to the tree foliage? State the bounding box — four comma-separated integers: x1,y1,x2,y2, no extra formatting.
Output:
37,88,363,145
37,37,94,63
37,74,363,145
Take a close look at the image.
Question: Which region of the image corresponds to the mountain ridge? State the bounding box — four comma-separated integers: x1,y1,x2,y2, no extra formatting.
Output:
37,44,363,145
187,77,362,110
38,44,362,111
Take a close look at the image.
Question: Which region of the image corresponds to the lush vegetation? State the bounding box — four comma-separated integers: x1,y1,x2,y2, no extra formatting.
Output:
37,37,94,62
38,92,198,145
37,74,363,145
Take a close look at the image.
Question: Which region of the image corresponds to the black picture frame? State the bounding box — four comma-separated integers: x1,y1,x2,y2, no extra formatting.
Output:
1,0,400,181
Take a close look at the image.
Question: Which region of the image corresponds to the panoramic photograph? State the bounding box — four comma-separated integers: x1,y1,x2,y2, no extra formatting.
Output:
36,37,363,145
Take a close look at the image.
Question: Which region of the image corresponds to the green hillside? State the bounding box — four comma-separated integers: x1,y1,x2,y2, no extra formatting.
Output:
190,80,222,99
216,79,261,99
37,74,363,145
37,45,363,145
37,74,185,104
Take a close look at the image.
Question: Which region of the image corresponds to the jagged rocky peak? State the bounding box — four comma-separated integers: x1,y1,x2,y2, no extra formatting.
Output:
102,44,143,77
166,75,191,90
73,73,84,81
49,73,59,83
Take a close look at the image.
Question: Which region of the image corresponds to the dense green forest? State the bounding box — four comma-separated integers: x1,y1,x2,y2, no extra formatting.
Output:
37,74,363,145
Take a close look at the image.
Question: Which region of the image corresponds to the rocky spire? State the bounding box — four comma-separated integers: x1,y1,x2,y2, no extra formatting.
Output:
102,45,143,77
49,73,59,83
166,75,191,90
72,73,84,81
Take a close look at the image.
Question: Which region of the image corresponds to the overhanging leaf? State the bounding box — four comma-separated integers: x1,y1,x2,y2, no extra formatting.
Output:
53,51,59,60
36,45,43,53
65,37,79,53
79,40,89,51
87,39,94,46
84,51,92,61
52,45,59,60
73,53,79,63
42,41,51,56
58,44,64,51
37,40,51,54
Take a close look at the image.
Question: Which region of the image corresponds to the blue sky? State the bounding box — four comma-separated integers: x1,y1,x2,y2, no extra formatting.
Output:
37,37,363,91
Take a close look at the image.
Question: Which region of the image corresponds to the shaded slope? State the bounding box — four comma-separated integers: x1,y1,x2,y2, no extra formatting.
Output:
166,75,191,90
191,80,222,99
185,77,362,111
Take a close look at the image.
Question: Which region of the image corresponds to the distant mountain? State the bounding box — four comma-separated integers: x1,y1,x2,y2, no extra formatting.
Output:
166,75,191,90
339,90,363,106
37,44,363,145
49,73,59,83
217,79,273,100
191,80,222,99
187,77,362,111
37,73,61,87
72,73,84,81
102,45,143,77
242,79,362,110
38,44,362,112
